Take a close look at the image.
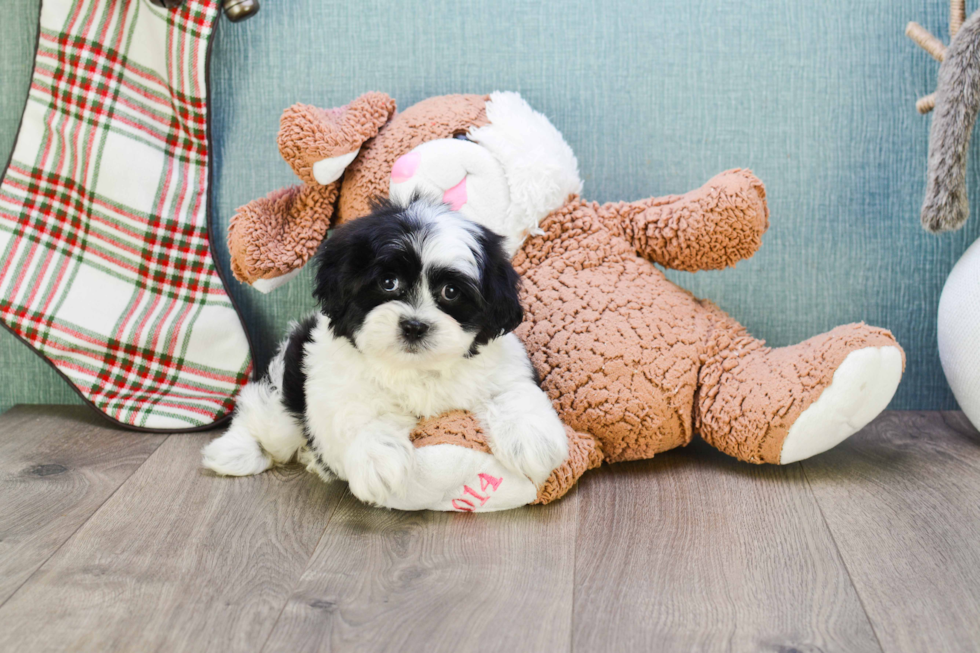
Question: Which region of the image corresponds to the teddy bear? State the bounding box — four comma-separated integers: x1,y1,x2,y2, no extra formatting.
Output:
227,91,905,511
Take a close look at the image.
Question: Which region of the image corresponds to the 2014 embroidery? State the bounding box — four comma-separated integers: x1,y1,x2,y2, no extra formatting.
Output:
451,473,502,512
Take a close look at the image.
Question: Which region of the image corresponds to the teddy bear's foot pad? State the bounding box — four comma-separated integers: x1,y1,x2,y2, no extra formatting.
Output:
382,444,538,512
780,346,903,464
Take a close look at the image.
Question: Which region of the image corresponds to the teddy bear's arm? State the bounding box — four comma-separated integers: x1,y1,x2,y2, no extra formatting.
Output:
228,182,340,288
278,93,396,185
228,93,398,290
599,169,769,271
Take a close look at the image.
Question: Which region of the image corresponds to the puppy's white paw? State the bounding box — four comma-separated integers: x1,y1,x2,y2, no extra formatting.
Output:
202,427,272,476
344,434,416,506
488,411,568,486
484,388,569,486
494,425,567,486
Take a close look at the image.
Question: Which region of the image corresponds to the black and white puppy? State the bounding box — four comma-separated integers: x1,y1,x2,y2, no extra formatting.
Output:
202,197,567,506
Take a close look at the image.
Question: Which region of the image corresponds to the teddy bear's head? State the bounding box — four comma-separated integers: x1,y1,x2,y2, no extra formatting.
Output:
235,92,584,292
345,92,582,255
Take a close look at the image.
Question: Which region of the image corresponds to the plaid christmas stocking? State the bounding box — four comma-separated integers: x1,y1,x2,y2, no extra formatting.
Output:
0,0,252,430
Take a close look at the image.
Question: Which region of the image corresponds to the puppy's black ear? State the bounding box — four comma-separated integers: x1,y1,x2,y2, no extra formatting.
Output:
312,219,373,339
312,229,344,314
475,229,524,345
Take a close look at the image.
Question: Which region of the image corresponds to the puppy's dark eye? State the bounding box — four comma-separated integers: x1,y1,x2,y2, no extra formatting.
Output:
381,276,400,292
453,132,471,142
441,284,460,301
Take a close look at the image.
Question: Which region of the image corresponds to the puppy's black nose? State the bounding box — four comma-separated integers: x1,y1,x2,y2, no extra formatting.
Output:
399,318,430,343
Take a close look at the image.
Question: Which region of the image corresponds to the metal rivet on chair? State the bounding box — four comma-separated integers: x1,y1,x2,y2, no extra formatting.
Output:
222,0,260,22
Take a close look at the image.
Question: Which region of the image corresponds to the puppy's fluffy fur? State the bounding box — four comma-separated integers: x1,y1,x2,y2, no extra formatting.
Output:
202,197,567,506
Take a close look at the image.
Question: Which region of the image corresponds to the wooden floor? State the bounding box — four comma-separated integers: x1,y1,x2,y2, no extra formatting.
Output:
0,406,978,652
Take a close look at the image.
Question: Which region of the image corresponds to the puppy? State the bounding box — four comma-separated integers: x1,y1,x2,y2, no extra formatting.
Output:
202,196,568,506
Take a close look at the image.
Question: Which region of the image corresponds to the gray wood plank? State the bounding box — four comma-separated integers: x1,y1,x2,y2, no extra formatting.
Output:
801,411,980,653
262,489,578,653
0,431,344,653
0,405,166,606
573,438,881,652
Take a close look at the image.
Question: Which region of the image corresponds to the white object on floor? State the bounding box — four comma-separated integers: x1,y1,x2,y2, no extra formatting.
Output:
779,346,904,464
938,238,980,431
201,423,272,476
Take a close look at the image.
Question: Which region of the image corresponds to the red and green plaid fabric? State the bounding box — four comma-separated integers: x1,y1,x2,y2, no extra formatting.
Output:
0,0,252,430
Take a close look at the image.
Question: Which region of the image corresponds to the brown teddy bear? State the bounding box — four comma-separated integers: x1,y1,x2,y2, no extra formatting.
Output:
228,91,904,511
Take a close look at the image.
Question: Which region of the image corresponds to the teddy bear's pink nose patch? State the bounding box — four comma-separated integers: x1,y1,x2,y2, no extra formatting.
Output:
390,152,421,183
443,176,467,211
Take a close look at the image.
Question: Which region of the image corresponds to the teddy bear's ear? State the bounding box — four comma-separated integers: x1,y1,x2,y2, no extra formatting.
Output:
278,91,396,186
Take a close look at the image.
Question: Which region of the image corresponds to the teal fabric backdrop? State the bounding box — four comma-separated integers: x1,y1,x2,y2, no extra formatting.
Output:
1,0,977,414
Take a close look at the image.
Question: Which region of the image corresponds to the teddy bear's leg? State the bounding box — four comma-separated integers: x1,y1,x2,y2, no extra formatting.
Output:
387,445,539,512
372,412,601,511
532,427,604,504
695,305,904,464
